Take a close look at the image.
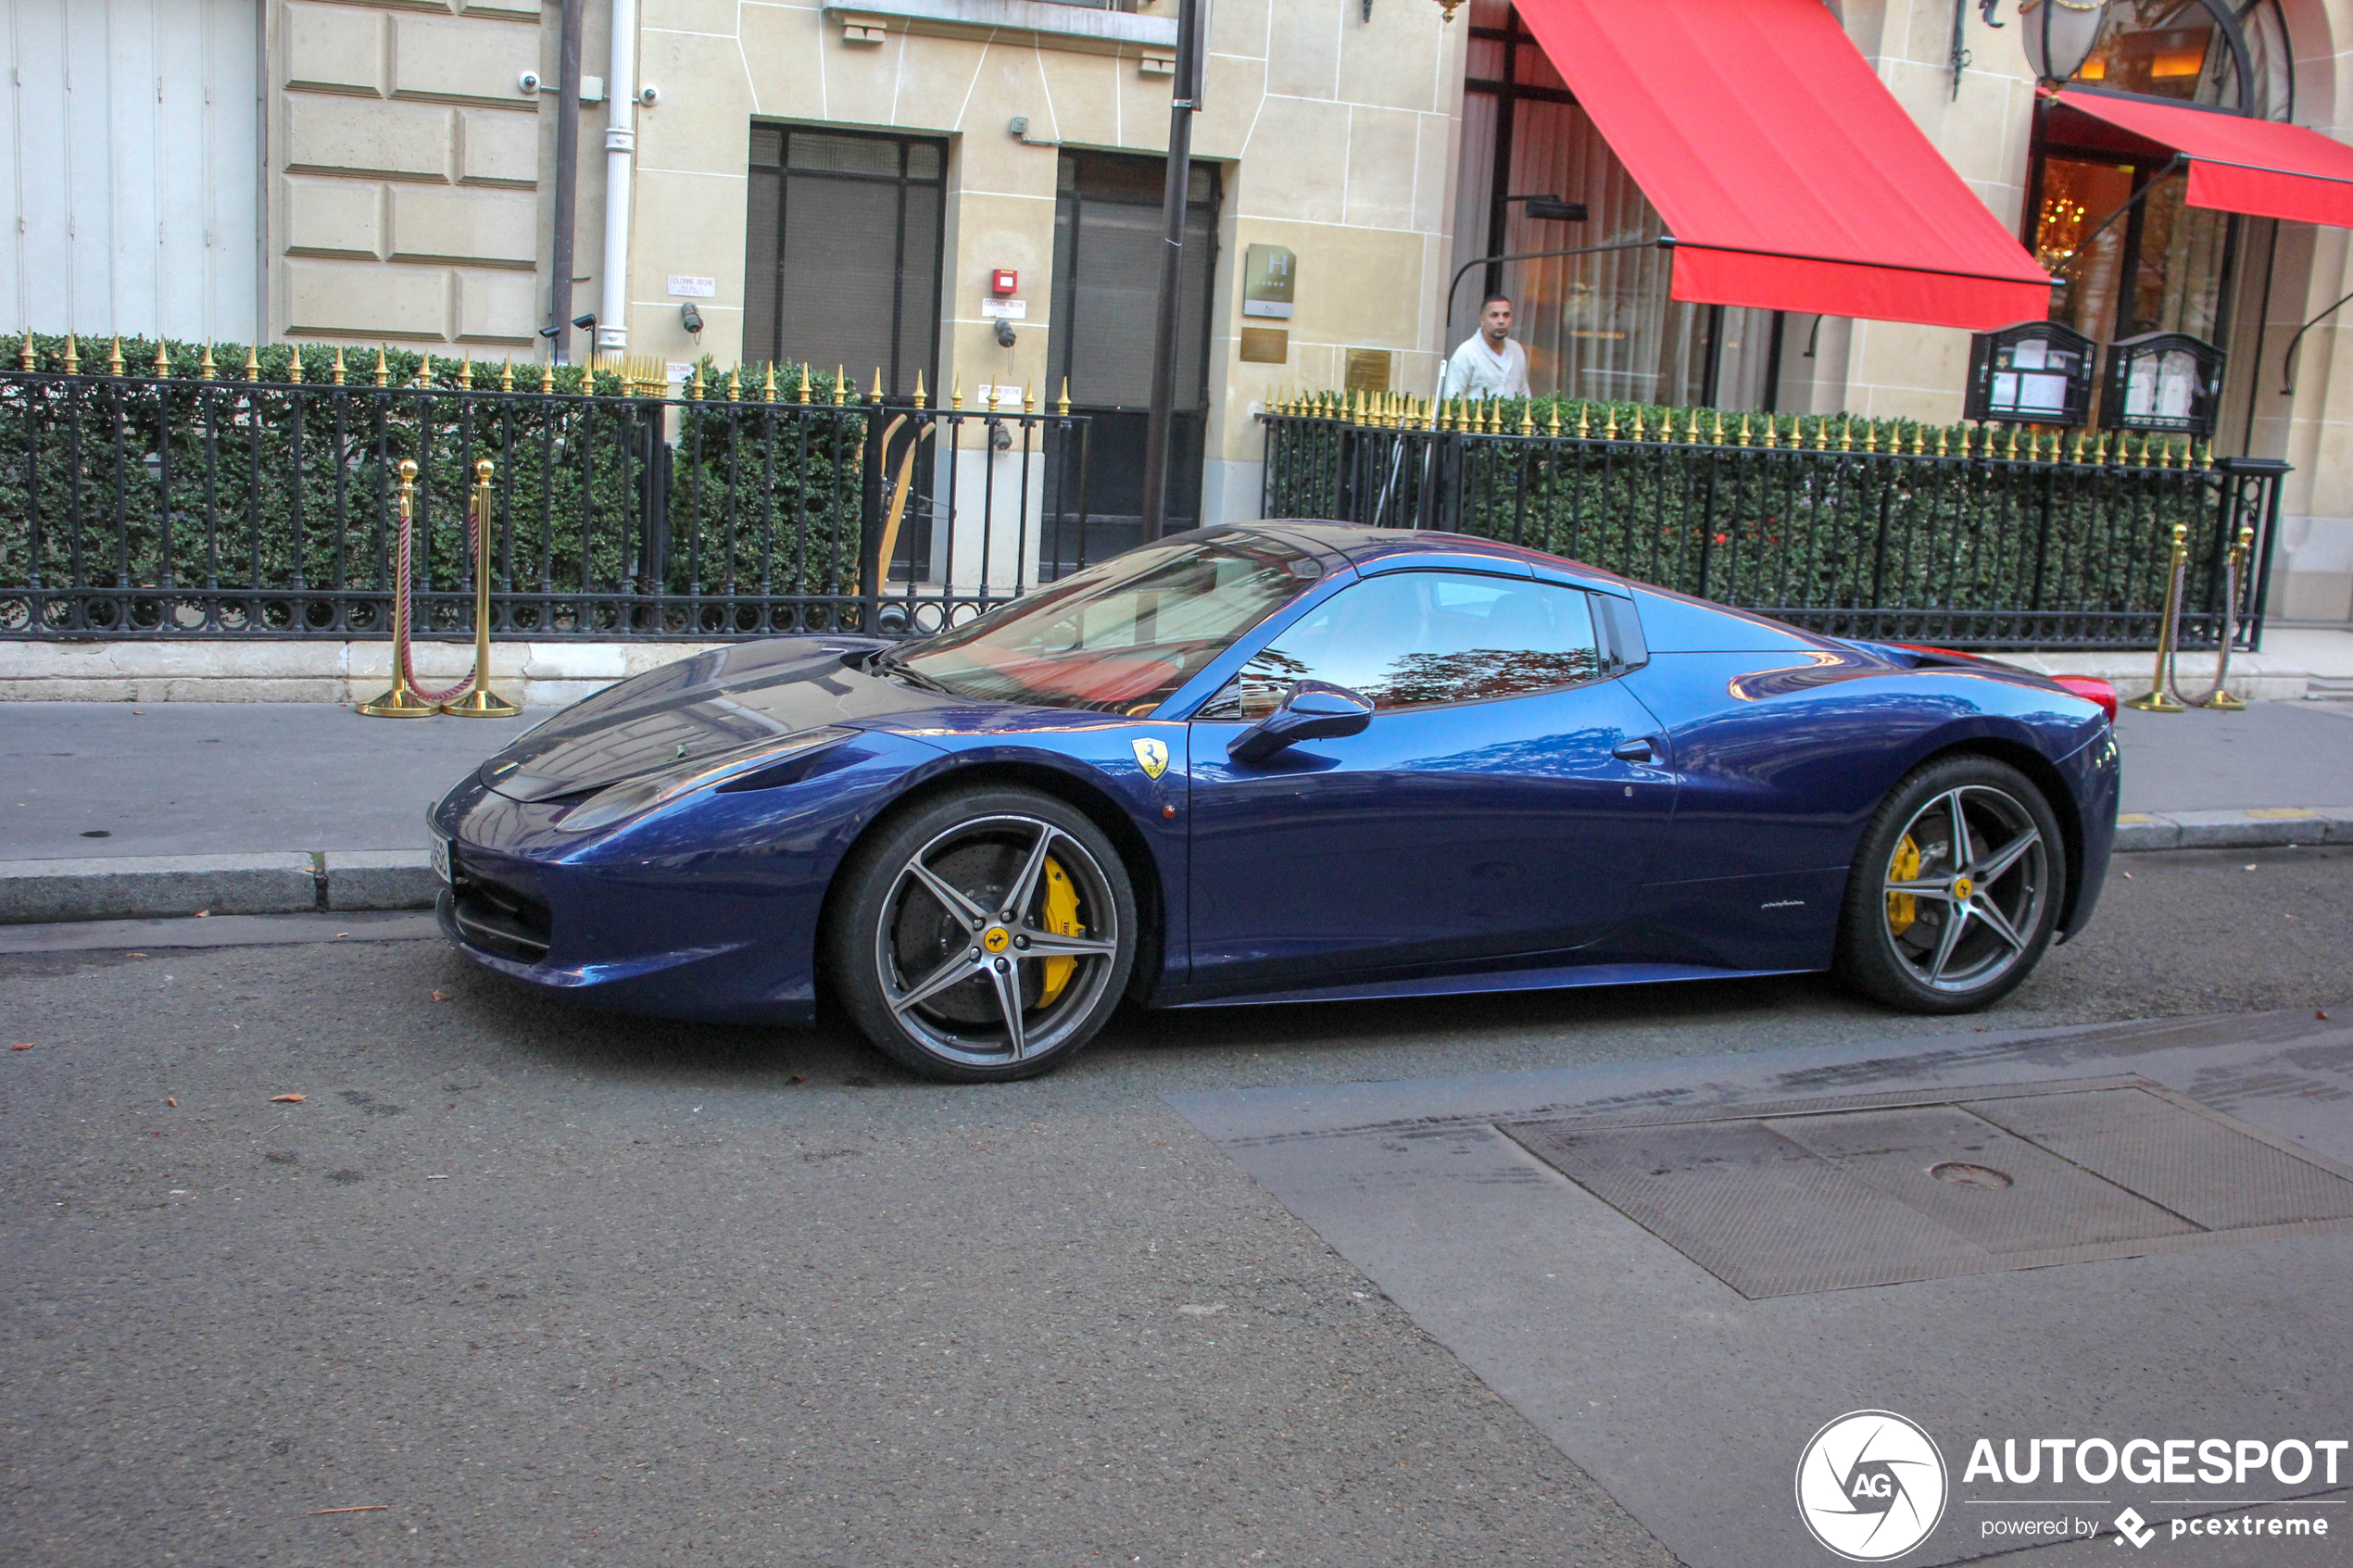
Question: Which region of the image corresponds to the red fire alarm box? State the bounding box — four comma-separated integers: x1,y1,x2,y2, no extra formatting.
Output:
990,269,1019,296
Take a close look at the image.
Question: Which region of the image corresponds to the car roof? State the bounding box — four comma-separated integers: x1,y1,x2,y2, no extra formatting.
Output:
1197,520,1635,591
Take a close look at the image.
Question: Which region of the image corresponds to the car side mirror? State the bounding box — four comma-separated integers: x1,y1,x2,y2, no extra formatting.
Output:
1227,681,1374,765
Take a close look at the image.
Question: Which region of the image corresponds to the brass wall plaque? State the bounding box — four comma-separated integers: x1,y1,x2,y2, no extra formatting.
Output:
1239,327,1290,364
1344,348,1392,395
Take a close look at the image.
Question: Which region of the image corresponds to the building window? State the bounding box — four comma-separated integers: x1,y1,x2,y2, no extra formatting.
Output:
2070,0,2290,119
743,125,946,396
1453,1,1778,411
2026,1,2293,437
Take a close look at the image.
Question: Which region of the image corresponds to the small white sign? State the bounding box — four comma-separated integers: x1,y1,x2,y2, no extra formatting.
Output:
666,362,695,383
973,383,1026,407
668,275,716,298
1242,300,1293,319
980,298,1026,320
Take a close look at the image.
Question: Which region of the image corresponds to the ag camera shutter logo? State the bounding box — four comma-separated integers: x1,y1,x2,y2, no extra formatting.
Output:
1796,1411,1949,1561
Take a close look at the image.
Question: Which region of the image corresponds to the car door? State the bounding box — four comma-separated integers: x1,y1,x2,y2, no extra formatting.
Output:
1184,568,1677,991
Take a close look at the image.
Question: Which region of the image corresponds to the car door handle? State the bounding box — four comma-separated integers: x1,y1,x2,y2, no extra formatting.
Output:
1612,736,1658,764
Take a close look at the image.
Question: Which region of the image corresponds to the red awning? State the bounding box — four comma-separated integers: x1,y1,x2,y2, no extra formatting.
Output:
2054,89,2353,229
1513,0,2054,331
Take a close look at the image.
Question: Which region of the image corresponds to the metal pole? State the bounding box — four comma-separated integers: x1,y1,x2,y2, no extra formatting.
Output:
547,0,586,364
1139,0,1203,543
444,459,522,717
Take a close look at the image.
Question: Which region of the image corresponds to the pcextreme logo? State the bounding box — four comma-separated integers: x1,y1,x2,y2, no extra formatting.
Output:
1796,1411,1949,1562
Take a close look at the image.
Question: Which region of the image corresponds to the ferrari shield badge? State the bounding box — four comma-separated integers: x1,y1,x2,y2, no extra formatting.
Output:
1132,738,1170,780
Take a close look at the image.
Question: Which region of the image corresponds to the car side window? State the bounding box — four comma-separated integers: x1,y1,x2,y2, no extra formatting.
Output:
1212,571,1604,718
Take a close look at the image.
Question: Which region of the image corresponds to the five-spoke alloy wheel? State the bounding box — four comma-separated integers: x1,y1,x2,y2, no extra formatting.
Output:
831,787,1139,1081
1837,756,2066,1013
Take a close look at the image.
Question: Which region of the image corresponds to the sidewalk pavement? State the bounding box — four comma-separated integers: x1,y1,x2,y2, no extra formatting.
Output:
2015,623,2353,703
3,691,2351,925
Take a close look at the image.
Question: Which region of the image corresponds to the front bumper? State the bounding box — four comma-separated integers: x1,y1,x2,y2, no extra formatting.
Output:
427,730,943,1028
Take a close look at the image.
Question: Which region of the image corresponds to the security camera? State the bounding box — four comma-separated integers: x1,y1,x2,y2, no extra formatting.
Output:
681,303,704,337
995,320,1016,348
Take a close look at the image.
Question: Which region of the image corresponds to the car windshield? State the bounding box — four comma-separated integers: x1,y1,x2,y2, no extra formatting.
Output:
893,533,1326,714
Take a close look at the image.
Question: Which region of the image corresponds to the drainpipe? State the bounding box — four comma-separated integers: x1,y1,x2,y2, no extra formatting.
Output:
598,0,639,358
546,0,585,363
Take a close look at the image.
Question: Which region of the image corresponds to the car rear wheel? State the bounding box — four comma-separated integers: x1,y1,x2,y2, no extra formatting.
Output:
830,787,1138,1083
1835,756,2065,1014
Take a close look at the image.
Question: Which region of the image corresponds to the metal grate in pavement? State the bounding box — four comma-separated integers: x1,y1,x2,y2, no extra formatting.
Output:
1501,1075,2353,1298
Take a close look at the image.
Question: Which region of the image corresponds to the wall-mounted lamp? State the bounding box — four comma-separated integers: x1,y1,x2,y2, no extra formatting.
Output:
2020,0,2108,84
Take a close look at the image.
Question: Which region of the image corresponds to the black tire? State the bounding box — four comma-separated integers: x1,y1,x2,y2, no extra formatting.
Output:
828,786,1138,1083
1835,755,2066,1014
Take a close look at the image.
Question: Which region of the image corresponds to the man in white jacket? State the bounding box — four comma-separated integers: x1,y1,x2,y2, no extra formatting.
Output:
1439,293,1531,402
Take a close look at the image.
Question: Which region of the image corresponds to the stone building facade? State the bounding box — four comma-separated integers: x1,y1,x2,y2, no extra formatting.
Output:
6,0,2353,621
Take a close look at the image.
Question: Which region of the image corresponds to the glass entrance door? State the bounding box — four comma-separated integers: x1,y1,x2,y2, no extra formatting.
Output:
1045,152,1220,579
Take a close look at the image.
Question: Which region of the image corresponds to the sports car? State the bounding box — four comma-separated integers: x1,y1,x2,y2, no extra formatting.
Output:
429,522,2120,1082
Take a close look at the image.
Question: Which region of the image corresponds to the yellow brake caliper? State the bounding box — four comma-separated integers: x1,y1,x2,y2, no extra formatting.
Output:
1034,857,1083,1008
1886,834,1920,936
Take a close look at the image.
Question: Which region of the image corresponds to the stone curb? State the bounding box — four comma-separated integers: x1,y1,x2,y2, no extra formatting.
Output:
2112,806,2353,853
0,850,439,925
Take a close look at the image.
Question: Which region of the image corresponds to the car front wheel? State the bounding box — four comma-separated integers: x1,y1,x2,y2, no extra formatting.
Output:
1836,756,2065,1014
830,787,1138,1082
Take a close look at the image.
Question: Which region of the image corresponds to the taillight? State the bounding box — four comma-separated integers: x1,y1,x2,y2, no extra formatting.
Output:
2052,674,2119,723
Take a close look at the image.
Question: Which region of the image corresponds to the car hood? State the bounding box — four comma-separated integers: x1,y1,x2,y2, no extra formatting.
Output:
479,637,954,800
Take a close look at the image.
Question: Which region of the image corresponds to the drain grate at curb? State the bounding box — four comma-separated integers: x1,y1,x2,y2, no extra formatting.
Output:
1501,1076,2353,1298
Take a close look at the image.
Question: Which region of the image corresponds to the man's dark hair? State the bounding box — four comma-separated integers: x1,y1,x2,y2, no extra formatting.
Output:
1482,292,1512,309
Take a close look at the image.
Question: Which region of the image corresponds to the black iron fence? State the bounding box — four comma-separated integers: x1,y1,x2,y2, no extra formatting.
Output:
1262,397,2284,650
1,355,1088,641
3,348,2288,655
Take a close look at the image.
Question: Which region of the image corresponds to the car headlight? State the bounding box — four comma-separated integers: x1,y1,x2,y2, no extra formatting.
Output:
556,726,856,834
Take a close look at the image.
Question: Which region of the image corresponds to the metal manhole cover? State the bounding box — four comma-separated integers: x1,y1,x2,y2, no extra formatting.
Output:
1500,1076,2353,1298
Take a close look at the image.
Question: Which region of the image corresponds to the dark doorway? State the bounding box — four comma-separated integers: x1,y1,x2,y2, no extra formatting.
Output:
1045,151,1220,578
744,125,946,398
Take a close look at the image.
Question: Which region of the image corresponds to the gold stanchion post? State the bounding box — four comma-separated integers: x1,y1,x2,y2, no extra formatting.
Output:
358,460,438,717
442,458,522,718
2123,521,2191,713
2205,522,2257,711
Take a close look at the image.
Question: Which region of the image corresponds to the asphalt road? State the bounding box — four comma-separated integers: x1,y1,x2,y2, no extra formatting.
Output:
5,844,2350,1568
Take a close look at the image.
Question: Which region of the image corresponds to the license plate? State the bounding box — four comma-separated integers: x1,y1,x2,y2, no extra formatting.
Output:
429,833,451,884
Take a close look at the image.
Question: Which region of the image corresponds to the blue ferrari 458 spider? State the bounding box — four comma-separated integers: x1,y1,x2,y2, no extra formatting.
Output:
429,521,2120,1081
